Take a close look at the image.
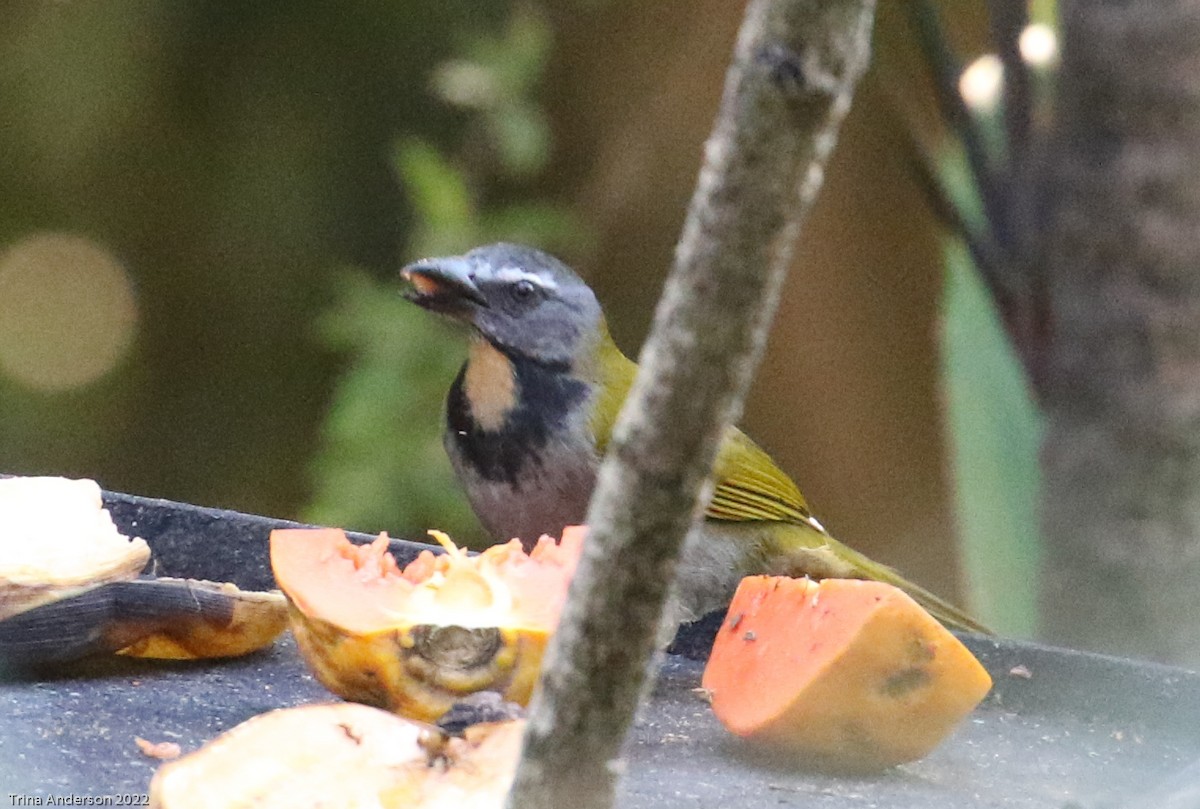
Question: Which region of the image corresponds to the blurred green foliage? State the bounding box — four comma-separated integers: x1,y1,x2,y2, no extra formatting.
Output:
929,6,1059,635
303,3,587,545
941,237,1042,636
0,0,508,516
1032,0,1057,25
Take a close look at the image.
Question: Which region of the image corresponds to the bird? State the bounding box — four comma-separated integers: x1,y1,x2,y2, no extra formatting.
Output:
401,242,990,634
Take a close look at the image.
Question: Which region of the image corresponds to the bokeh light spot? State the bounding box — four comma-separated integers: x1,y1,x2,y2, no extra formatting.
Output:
1019,24,1059,69
0,232,137,392
959,54,1004,114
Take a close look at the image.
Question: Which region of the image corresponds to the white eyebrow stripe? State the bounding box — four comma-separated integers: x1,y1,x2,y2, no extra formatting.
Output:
493,266,558,290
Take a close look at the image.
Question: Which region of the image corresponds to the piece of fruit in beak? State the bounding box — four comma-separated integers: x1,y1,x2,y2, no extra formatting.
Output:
403,269,443,297
401,258,489,308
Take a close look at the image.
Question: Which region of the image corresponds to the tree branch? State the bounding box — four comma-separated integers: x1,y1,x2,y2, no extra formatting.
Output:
987,0,1030,178
504,2,877,808
907,0,1009,251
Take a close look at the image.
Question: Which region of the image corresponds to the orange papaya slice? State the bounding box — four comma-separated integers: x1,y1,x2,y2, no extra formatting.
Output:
701,575,992,772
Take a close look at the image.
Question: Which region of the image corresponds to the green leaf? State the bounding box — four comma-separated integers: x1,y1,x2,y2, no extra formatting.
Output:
388,138,472,237
1030,0,1058,26
469,3,551,99
941,239,1043,637
481,202,587,253
488,102,551,177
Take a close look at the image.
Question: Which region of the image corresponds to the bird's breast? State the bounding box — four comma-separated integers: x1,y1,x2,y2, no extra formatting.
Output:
461,340,517,432
445,350,599,544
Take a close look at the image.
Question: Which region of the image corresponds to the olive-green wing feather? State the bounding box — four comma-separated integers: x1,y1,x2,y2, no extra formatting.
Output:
707,428,818,526
582,332,989,633
587,340,817,528
709,428,991,634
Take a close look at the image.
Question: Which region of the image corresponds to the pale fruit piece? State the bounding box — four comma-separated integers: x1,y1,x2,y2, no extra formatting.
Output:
149,702,524,809
0,476,150,619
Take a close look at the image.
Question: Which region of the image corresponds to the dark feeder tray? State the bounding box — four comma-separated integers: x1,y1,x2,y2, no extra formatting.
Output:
1,489,1198,808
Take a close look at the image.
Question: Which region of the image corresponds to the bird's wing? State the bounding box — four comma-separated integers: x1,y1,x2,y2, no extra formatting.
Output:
706,428,819,527
584,341,818,528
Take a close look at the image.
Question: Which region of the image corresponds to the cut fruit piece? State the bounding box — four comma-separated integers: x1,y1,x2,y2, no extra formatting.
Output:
115,579,288,660
0,476,150,620
148,701,524,809
701,576,993,772
0,577,287,666
270,526,583,722
0,477,284,666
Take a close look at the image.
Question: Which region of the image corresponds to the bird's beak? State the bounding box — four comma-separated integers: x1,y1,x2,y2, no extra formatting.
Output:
401,256,490,312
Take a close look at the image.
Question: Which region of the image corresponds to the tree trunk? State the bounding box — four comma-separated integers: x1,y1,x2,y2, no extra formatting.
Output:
1039,0,1200,663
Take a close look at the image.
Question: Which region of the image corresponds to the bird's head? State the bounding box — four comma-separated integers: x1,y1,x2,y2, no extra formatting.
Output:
401,243,605,369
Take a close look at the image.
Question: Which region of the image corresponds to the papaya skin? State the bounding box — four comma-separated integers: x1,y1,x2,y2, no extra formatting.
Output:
702,576,992,773
286,602,547,723
270,528,579,723
116,581,287,660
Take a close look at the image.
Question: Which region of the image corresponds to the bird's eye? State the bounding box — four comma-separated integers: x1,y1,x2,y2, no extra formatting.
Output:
513,279,537,300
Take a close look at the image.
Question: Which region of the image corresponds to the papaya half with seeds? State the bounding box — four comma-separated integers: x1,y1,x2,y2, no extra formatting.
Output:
270,526,583,722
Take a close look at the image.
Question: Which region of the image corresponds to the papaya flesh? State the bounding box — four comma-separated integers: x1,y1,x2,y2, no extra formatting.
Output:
270,527,583,722
702,576,992,772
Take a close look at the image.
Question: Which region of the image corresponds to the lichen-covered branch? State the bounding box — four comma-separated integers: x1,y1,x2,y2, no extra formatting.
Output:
504,2,877,808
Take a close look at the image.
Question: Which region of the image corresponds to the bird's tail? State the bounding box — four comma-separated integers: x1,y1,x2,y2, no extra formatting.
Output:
763,521,993,635
825,534,993,635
